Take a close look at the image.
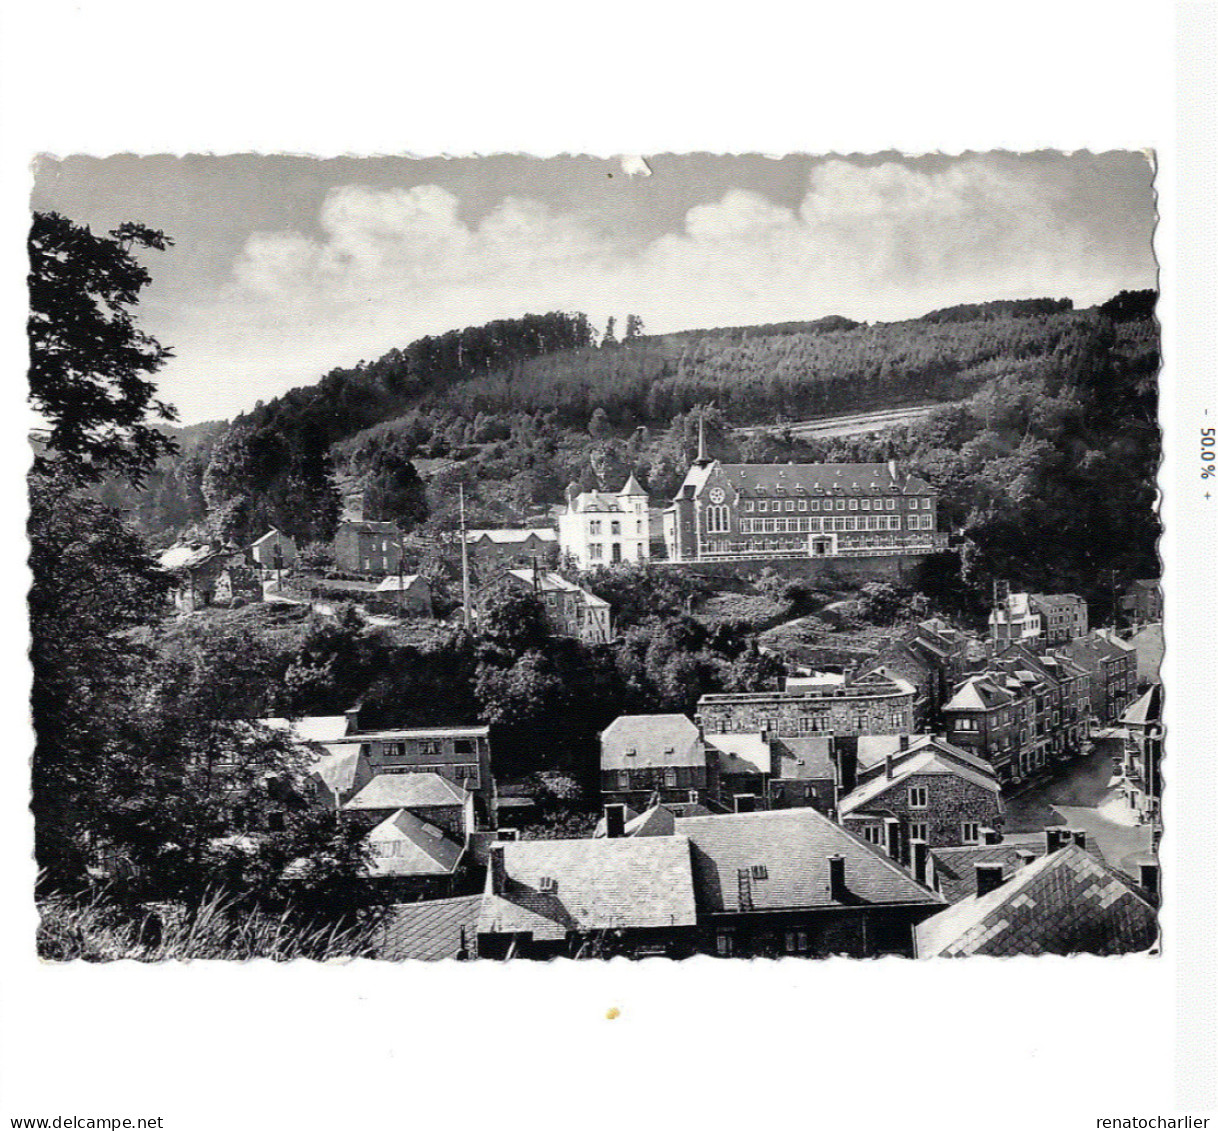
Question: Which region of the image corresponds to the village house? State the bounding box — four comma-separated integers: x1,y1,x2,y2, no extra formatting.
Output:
600,714,708,808
477,835,700,960
591,800,713,839
1030,593,1089,642
362,807,470,898
331,519,403,574
1057,630,1138,722
696,670,916,739
464,527,558,573
476,567,611,644
837,737,1004,852
914,843,1159,957
766,736,840,813
663,432,941,563
855,618,973,728
248,527,297,572
557,475,650,569
673,808,945,958
1125,621,1164,686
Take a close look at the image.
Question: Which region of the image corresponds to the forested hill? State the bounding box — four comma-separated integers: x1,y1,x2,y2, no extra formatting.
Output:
122,293,1159,584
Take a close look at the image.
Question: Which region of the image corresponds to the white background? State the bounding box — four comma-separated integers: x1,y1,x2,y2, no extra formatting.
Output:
0,2,1213,1127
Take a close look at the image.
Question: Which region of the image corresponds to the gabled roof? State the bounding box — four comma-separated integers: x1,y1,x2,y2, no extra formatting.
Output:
159,543,225,572
855,734,995,779
619,473,647,496
929,844,1046,904
916,845,1158,957
376,574,425,592
704,733,771,775
263,715,352,744
478,836,698,940
310,744,369,797
601,714,704,770
698,461,934,497
839,749,1000,817
674,808,943,913
943,676,1013,711
353,725,490,740
372,895,483,960
344,772,468,812
365,809,464,877
467,527,557,544
250,527,292,547
1121,683,1163,728
593,804,680,838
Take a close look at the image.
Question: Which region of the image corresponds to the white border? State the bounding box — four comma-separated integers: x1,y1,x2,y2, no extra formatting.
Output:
0,3,1210,1127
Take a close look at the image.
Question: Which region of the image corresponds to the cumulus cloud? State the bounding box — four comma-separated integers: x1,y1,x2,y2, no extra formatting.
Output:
167,154,1154,420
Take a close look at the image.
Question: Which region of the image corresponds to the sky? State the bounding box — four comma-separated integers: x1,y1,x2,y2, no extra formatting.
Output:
31,151,1157,424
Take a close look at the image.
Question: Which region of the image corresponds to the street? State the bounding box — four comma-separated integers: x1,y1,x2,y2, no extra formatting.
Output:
1003,737,1154,878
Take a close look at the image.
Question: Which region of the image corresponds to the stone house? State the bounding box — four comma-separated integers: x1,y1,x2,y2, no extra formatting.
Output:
476,568,610,644
600,714,708,807
332,520,403,574
248,528,297,572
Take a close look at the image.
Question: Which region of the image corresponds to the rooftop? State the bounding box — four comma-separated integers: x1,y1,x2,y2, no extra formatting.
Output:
839,749,1000,817
478,836,698,940
344,772,468,812
929,844,1047,904
916,845,1158,957
674,808,943,914
704,732,771,776
372,895,483,961
601,714,704,770
694,461,934,497
467,527,557,544
365,809,464,877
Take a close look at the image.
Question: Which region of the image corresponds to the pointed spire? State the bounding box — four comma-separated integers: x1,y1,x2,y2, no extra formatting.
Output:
693,411,711,468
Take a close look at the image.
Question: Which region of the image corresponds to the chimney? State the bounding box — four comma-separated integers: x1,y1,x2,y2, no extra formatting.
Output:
489,844,507,892
1139,861,1160,902
975,862,1006,897
910,839,930,886
1017,849,1037,868
884,754,894,780
898,734,910,753
982,827,1002,845
734,794,757,814
884,817,902,861
344,703,362,735
827,854,847,902
604,803,627,839
833,736,858,795
887,458,899,482
1045,827,1067,852
1069,829,1087,850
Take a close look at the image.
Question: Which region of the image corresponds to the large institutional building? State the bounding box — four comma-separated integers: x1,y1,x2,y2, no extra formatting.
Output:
663,433,942,564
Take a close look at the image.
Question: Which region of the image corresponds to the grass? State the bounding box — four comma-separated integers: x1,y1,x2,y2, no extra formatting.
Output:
37,890,383,962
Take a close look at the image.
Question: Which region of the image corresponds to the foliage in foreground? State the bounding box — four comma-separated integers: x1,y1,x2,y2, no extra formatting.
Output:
37,889,385,963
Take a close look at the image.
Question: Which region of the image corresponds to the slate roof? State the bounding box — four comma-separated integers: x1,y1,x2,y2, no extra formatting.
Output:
372,895,483,961
376,574,426,592
772,737,836,781
310,744,370,797
929,844,1046,904
674,808,943,914
601,714,704,771
855,734,994,778
353,725,490,740
944,675,1013,711
467,527,557,544
263,715,352,743
593,804,675,838
705,733,771,775
703,462,934,497
839,749,1000,817
1121,683,1163,728
365,809,465,877
478,836,698,940
501,569,611,607
915,845,1159,957
344,772,468,812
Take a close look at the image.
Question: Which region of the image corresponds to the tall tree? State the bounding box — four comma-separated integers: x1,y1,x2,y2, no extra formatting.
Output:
28,212,178,485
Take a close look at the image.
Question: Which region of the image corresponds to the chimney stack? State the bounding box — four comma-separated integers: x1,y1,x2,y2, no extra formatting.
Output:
1139,861,1160,902
1045,827,1067,852
490,844,507,892
975,862,1006,897
1068,829,1087,850
884,754,894,780
734,794,757,814
898,734,910,753
344,703,362,735
910,839,930,887
827,854,847,902
884,817,902,861
1017,849,1037,868
833,736,858,795
604,803,627,839
982,827,1002,845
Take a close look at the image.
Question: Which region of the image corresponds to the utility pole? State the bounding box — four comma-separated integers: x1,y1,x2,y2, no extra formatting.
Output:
459,484,472,630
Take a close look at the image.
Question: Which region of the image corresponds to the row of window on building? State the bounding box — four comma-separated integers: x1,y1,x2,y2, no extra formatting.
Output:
741,496,932,513
587,519,645,537
727,514,935,534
